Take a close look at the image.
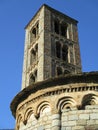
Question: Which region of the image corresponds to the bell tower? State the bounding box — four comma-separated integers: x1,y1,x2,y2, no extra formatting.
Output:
11,4,98,130
21,4,82,89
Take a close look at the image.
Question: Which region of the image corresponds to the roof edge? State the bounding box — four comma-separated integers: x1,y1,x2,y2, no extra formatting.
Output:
10,71,98,118
25,4,78,29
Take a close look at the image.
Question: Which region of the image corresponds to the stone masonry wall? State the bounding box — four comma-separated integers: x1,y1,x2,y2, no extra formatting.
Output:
61,105,98,130
18,105,98,130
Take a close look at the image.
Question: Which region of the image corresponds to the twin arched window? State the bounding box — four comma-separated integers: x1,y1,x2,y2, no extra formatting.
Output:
56,42,68,62
54,20,67,38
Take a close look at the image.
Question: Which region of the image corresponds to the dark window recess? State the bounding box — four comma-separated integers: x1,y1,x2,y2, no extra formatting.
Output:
35,44,38,61
54,21,59,34
29,70,37,85
57,67,62,76
56,42,61,58
30,49,36,65
34,70,37,82
62,45,68,61
29,74,35,84
61,24,67,37
30,44,38,65
30,22,39,43
32,28,36,38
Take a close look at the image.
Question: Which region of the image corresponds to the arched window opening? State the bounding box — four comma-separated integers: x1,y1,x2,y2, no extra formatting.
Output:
57,67,62,76
62,45,68,62
54,20,59,34
35,44,38,51
30,22,39,43
30,49,36,65
30,44,38,65
56,42,61,58
61,24,67,38
29,70,37,85
30,28,36,43
32,28,36,38
29,74,35,85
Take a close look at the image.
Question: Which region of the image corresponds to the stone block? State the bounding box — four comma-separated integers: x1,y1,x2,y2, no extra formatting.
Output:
62,121,76,127
77,110,85,114
52,119,61,127
45,124,51,129
90,113,98,119
43,116,48,121
87,120,96,125
84,110,91,114
69,111,77,115
92,109,98,113
79,114,89,120
52,114,60,119
72,126,85,130
66,127,72,130
86,105,98,110
61,127,66,130
38,126,44,130
62,115,68,121
52,126,60,130
68,114,78,121
62,112,69,116
32,120,37,126
96,120,98,125
85,125,98,130
76,119,87,125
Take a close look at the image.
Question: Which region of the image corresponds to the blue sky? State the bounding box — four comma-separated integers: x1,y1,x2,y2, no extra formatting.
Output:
0,0,98,128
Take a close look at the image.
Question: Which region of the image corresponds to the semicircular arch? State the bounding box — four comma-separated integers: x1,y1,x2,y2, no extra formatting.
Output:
56,96,77,112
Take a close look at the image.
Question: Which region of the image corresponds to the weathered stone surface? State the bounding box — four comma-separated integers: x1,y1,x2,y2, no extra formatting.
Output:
72,126,85,130
76,120,87,126
90,113,98,119
68,114,78,121
79,114,89,120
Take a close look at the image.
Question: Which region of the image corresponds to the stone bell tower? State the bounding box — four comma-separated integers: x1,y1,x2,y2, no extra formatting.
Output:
21,4,82,89
11,4,98,130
